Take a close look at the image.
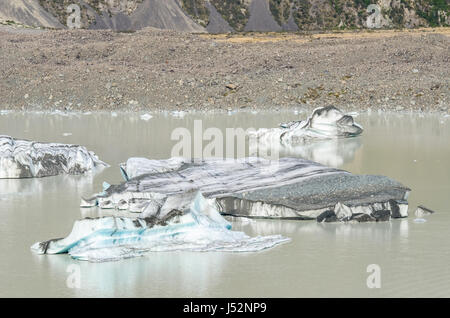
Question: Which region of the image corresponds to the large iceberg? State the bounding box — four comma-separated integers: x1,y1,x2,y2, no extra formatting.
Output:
0,135,107,178
83,157,410,222
250,106,363,146
31,191,290,262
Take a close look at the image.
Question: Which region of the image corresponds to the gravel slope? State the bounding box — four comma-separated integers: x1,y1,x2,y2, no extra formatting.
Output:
244,0,282,32
205,1,233,34
0,27,449,113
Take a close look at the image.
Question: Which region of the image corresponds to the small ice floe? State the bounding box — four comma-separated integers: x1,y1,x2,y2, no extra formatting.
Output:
250,106,363,148
84,157,410,222
415,205,435,218
0,135,108,178
31,191,290,262
62,133,72,137
248,106,363,166
412,205,435,223
140,113,153,121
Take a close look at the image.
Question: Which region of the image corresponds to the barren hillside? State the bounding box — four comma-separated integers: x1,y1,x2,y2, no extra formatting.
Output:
1,0,448,31
1,27,448,113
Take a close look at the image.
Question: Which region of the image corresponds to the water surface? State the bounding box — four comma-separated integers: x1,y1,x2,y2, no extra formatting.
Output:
0,110,449,297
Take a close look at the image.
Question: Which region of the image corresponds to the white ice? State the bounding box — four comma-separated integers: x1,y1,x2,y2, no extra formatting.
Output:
120,157,188,180
31,192,290,262
249,106,363,147
0,135,107,178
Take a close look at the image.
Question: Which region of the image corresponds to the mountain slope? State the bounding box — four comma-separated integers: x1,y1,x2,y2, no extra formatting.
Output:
2,0,449,31
245,0,283,31
0,0,63,28
36,0,205,32
130,0,206,32
205,1,234,33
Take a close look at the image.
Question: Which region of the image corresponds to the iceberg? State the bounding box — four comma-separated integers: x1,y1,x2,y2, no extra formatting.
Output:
0,135,107,178
31,191,290,262
83,156,410,222
415,205,435,217
249,106,363,146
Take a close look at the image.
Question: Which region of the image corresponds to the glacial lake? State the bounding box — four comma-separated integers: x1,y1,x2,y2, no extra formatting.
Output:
0,110,449,297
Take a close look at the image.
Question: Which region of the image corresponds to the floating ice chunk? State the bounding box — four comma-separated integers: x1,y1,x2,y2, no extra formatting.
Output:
413,218,427,223
140,113,153,121
31,192,290,262
0,135,108,179
248,106,363,165
62,133,72,137
248,106,363,167
87,157,410,222
250,106,363,147
415,205,435,218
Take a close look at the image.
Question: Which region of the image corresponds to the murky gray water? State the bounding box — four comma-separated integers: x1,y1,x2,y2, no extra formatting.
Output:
0,110,449,297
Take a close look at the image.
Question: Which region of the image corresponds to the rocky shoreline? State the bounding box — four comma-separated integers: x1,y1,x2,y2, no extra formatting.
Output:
1,27,449,114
